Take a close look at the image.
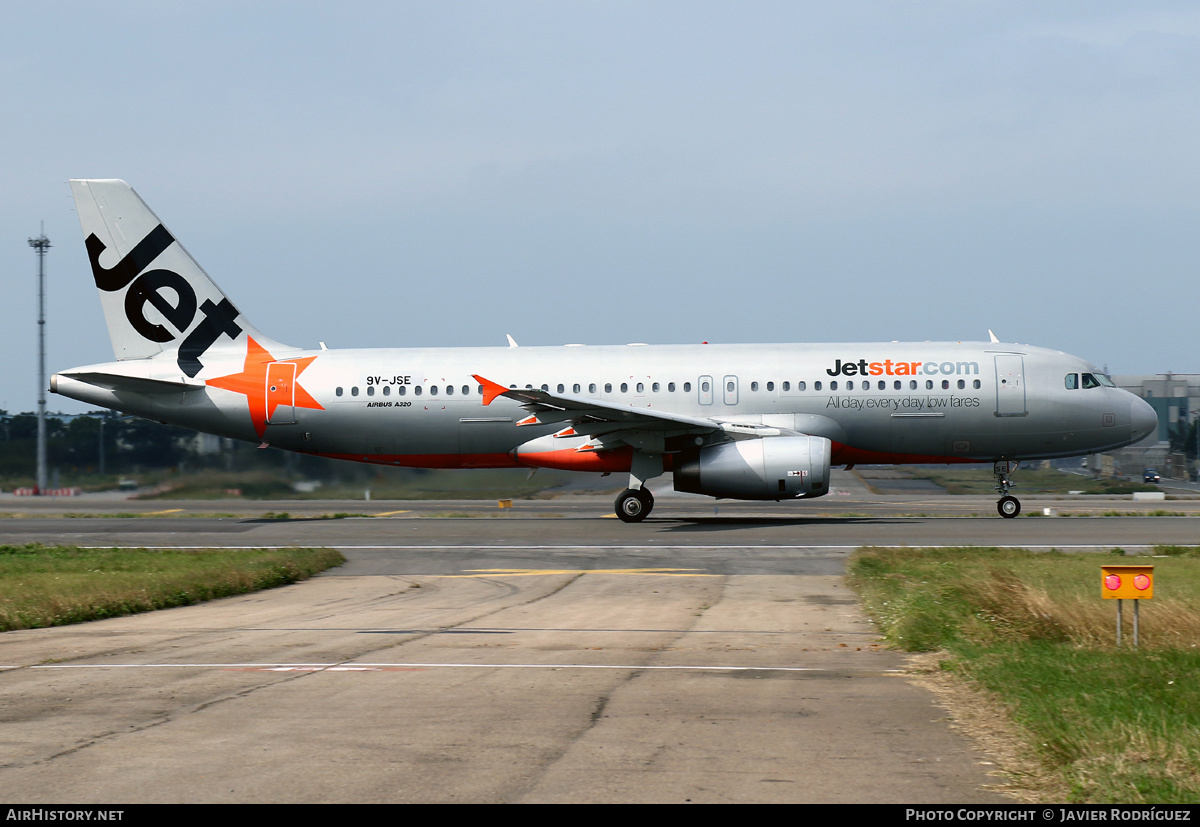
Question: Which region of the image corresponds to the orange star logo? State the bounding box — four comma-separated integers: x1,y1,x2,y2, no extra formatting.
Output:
206,337,324,438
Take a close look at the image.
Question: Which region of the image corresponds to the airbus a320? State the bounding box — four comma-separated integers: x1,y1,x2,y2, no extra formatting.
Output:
52,180,1158,521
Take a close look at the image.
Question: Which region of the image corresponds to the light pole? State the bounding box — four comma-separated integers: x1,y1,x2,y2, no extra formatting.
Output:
28,227,50,495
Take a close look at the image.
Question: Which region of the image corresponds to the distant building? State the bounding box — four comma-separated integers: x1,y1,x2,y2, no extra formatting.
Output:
1109,373,1200,478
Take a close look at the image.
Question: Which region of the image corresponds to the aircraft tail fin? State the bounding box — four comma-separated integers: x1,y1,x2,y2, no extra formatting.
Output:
69,179,284,376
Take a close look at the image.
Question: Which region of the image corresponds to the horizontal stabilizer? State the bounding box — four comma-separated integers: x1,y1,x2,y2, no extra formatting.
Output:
52,362,206,395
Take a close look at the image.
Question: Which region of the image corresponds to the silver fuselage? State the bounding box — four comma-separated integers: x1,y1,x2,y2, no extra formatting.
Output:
53,340,1156,470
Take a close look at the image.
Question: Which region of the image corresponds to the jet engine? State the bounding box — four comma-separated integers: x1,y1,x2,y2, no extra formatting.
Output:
673,436,831,500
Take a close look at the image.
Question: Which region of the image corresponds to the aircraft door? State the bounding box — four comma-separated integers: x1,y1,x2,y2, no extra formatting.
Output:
723,375,739,406
994,355,1027,417
266,362,297,424
698,375,714,406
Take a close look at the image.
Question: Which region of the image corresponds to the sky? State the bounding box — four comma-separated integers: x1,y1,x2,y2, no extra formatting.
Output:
3,1,1198,414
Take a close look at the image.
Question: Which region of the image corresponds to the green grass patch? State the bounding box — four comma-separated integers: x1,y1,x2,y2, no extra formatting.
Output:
847,545,1200,803
0,544,345,631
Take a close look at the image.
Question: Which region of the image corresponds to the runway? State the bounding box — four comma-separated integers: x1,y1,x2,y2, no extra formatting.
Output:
0,481,1195,803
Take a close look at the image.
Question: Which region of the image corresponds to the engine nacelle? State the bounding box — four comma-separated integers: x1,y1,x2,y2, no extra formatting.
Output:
673,436,831,500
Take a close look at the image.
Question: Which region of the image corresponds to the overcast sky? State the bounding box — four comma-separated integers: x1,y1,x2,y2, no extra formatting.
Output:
3,1,1198,413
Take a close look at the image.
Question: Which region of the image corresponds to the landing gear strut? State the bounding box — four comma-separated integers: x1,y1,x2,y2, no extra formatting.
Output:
615,487,654,523
994,460,1021,518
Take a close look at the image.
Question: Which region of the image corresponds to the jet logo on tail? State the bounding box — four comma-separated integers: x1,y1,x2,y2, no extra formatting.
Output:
86,224,244,376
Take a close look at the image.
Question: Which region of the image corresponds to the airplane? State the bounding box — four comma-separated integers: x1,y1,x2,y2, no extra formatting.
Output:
52,179,1158,521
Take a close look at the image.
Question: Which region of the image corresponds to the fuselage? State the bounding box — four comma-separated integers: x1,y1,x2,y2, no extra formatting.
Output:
54,179,1160,519
53,339,1157,473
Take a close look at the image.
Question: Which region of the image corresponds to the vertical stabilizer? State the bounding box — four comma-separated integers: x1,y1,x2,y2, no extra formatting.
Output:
69,179,284,376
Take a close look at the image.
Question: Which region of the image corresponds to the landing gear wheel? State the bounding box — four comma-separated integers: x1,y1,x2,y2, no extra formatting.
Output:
615,488,654,523
997,495,1021,519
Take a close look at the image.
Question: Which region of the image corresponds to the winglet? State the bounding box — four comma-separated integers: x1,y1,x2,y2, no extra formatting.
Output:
473,374,509,406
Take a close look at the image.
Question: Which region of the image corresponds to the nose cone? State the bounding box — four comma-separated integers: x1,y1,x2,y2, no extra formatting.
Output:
1131,397,1158,443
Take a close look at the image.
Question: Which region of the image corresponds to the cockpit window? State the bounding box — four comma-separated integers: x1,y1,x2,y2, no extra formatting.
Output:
1082,373,1101,389
1097,374,1116,387
1065,373,1078,390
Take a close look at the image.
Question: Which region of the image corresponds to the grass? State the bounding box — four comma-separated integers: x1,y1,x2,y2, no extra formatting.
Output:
847,545,1200,803
0,544,345,631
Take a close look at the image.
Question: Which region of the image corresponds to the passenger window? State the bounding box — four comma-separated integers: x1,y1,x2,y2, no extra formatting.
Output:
336,387,343,397
637,383,644,393
878,381,886,391
1065,373,1079,390
445,385,453,395
652,382,660,392
846,381,854,390
366,386,374,396
941,380,949,390
894,381,901,390
782,381,790,391
767,381,774,391
973,380,981,389
541,384,548,392
957,379,965,389
414,386,422,396
382,385,390,396
605,383,612,393
430,385,438,396
798,381,805,391
621,383,628,393
909,380,917,390
926,380,933,390
668,382,676,392
589,383,597,393
557,384,564,393
351,386,359,397
462,385,470,395
684,382,691,392
399,386,406,396
830,381,838,391
751,381,759,391
814,381,821,391
573,383,580,393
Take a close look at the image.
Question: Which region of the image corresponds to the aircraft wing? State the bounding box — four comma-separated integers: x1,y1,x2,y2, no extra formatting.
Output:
473,375,790,451
475,374,716,431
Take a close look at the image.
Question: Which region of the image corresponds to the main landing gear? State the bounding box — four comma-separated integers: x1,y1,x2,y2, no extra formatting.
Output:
615,487,654,523
994,460,1021,518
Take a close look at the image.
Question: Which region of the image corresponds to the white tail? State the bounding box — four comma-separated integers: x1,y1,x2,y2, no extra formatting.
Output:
69,179,285,376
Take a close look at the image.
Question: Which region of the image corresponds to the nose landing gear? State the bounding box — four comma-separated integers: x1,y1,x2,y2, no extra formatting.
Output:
995,460,1021,518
